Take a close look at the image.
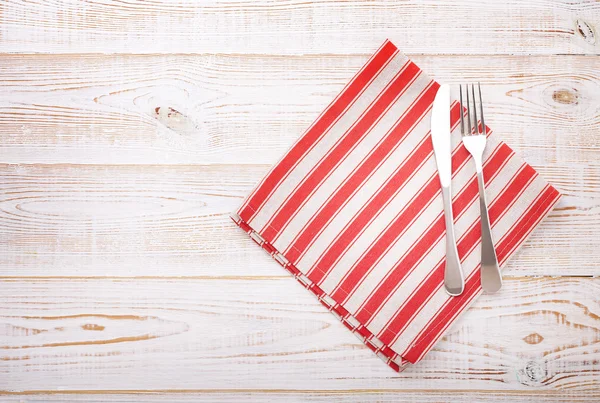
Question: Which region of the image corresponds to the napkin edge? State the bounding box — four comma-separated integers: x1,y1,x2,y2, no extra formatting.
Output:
230,212,411,373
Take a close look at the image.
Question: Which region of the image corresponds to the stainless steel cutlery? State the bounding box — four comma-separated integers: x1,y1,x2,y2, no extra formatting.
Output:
460,83,502,293
431,84,464,296
431,83,502,296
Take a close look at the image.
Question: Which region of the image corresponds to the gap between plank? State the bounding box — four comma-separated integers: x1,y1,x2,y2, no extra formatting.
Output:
2,388,599,396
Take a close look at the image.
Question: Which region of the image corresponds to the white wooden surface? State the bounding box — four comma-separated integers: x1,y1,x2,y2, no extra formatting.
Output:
1,1,599,402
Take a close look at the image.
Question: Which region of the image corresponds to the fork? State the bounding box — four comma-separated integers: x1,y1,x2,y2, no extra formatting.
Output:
460,83,502,293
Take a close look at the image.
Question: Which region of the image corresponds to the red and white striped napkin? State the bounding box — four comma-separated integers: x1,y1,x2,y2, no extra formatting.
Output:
231,40,561,371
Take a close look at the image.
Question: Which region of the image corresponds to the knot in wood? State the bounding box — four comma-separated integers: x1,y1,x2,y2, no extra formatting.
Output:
576,19,596,45
523,332,544,345
552,88,579,105
517,361,547,386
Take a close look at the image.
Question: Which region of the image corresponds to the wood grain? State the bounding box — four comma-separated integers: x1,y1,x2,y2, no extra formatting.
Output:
0,54,598,166
0,0,599,55
3,391,600,402
1,277,599,392
0,163,596,277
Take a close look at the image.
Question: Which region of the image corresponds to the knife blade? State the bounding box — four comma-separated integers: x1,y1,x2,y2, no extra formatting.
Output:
431,84,464,296
431,85,452,187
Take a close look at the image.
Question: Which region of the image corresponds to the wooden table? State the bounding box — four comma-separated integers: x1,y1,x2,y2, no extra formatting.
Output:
1,1,599,401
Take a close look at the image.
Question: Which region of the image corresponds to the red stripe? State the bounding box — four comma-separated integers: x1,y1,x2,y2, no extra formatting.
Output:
259,62,423,241
378,162,537,345
402,185,560,363
306,104,464,285
283,79,441,262
238,41,398,223
353,143,514,323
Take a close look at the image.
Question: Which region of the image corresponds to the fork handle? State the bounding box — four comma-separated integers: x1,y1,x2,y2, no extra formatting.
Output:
441,186,464,296
476,171,502,293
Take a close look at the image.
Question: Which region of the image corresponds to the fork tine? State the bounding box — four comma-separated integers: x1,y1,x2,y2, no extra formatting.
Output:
459,84,465,135
471,84,479,135
478,82,486,136
466,84,472,135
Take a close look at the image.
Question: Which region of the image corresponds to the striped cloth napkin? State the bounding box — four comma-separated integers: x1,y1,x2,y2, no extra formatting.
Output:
231,39,561,371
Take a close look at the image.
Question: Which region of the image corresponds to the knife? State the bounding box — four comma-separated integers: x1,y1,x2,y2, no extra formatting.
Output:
431,84,464,296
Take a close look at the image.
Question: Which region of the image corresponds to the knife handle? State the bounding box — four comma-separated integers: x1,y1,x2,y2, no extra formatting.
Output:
441,186,464,296
477,170,502,293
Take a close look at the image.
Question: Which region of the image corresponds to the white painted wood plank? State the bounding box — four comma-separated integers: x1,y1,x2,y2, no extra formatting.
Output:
2,391,599,402
0,163,278,277
0,164,595,277
0,0,598,55
0,54,598,166
1,277,599,392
